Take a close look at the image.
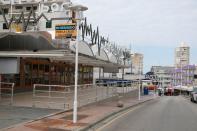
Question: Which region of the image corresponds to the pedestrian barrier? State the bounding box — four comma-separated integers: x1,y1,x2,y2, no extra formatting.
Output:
33,84,72,110
0,82,14,105
33,82,133,110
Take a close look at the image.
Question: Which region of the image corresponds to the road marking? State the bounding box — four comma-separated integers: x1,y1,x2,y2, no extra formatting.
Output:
96,105,142,131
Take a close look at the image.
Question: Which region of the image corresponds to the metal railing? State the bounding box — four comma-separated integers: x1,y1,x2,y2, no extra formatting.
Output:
33,84,71,109
0,82,15,105
32,82,133,110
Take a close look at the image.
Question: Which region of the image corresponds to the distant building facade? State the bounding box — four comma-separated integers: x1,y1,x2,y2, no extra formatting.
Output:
151,66,174,88
131,53,143,75
175,42,190,68
193,69,197,86
172,65,196,87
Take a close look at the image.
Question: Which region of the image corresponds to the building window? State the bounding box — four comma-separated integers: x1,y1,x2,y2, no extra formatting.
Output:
3,23,8,29
33,6,37,10
3,8,9,14
26,7,31,11
26,6,38,11
46,21,52,28
15,6,23,10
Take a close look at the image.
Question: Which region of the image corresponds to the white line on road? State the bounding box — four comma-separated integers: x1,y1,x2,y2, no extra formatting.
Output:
96,105,142,131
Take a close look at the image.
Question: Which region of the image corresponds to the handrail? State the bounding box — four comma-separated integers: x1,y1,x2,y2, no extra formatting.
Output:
32,82,133,110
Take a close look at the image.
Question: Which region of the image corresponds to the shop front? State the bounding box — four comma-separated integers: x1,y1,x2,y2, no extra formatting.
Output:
1,57,93,91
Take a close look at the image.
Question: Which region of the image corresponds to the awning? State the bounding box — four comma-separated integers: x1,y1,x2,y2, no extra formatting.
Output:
0,50,125,68
0,32,128,68
0,32,56,51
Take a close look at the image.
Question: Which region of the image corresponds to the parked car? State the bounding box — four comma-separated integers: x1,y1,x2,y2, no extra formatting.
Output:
190,88,197,103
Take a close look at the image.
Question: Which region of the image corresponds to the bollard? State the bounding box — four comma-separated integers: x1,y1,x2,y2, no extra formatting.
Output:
10,83,14,106
117,93,124,108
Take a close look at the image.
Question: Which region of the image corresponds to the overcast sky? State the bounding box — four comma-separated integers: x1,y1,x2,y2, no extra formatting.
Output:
74,0,197,72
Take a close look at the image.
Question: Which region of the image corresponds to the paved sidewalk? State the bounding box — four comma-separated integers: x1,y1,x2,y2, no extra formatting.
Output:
5,90,157,131
0,106,59,129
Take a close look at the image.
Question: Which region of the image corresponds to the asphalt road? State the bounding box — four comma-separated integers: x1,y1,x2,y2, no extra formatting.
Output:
98,96,197,131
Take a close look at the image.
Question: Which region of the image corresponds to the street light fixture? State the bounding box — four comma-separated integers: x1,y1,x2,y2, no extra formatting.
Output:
68,4,88,124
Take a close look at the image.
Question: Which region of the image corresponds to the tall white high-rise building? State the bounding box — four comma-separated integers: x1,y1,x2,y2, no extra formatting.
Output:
175,42,190,68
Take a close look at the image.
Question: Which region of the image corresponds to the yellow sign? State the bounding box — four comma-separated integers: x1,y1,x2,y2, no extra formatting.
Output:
11,23,22,33
55,23,77,39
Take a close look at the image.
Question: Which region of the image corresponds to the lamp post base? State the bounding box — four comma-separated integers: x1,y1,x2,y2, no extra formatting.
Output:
73,100,78,123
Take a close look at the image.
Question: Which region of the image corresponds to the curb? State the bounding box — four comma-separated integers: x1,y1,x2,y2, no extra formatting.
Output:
80,97,156,131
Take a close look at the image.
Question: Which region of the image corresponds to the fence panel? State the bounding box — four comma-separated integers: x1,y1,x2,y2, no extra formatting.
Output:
33,82,133,110
0,82,14,105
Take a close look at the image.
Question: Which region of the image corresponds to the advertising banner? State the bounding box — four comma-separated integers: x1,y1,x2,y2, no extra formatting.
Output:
55,23,77,39
11,23,22,33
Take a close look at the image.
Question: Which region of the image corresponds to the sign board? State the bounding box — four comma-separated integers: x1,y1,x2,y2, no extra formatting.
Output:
55,23,77,39
0,58,20,74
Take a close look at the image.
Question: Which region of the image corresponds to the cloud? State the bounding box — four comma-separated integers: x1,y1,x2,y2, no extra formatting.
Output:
72,0,197,70
74,0,197,47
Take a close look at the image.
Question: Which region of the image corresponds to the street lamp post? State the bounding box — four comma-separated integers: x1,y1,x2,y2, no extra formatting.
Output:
138,61,141,101
174,72,176,86
68,4,88,124
180,63,182,95
154,76,158,97
162,76,164,88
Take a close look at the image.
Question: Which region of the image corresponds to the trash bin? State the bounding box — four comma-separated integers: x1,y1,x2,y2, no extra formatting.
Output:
144,87,149,95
